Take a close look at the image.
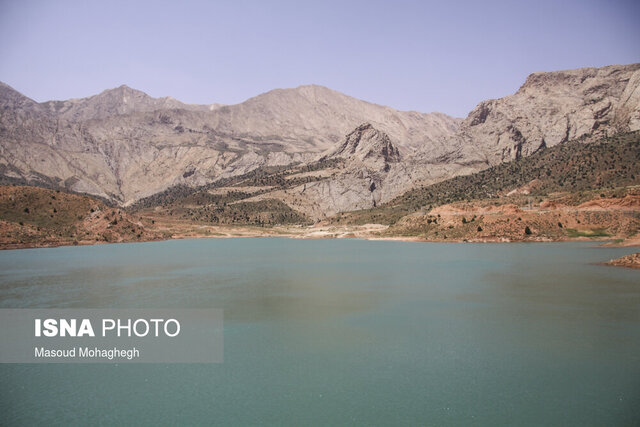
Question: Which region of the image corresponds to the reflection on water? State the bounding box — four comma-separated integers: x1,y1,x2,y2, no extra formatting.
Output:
0,239,639,425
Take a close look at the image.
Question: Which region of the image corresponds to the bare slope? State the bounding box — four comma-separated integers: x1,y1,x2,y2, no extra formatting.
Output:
0,185,160,248
424,63,640,165
0,83,459,205
337,131,640,225
1,63,638,214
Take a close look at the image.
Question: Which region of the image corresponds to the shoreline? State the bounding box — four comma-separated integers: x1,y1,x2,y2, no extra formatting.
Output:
3,227,639,271
2,226,638,251
602,252,640,269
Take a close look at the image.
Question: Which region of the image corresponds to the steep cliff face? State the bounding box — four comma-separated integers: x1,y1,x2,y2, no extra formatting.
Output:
242,124,414,220
443,63,640,165
315,124,405,210
327,123,400,170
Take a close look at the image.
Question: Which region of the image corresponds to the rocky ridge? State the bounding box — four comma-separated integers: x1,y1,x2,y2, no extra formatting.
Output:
428,63,640,167
241,124,408,219
39,85,222,121
0,83,459,206
1,63,639,217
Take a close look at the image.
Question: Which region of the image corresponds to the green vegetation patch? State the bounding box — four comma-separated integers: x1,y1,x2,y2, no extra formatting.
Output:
180,199,308,226
565,228,611,238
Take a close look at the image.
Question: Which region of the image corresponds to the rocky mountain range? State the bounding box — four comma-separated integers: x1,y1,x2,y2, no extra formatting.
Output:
38,85,223,121
1,63,639,218
0,82,458,206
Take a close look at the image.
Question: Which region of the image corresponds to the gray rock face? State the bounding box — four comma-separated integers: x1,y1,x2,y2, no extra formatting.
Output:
326,123,400,170
1,63,639,215
0,83,458,205
276,64,640,218
247,124,413,220
437,63,640,166
39,85,218,122
206,85,459,151
0,82,41,111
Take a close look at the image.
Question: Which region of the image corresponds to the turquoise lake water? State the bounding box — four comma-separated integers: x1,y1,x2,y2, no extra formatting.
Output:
0,238,639,425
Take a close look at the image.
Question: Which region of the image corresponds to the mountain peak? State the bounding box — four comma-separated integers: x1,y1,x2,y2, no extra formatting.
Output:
328,123,401,171
353,122,375,132
97,84,149,98
294,84,335,93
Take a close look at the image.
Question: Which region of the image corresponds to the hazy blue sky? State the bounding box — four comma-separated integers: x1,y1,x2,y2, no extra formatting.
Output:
1,0,638,117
